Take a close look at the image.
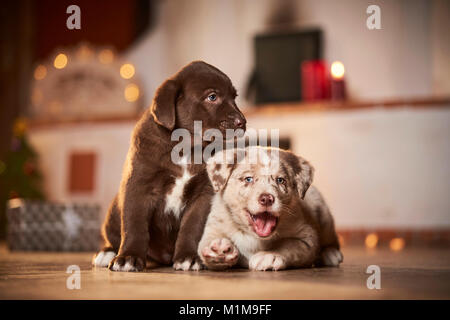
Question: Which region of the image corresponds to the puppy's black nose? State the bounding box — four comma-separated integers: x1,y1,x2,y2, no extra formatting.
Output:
259,193,274,207
234,117,246,129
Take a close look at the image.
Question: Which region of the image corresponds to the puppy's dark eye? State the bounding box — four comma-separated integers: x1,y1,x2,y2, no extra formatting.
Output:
276,177,286,185
207,93,217,102
244,177,253,183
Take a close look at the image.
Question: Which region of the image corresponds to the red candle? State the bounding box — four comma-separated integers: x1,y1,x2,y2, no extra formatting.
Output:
301,60,330,101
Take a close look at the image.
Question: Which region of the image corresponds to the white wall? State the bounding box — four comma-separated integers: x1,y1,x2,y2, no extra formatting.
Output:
29,106,450,229
126,0,449,108
29,123,134,213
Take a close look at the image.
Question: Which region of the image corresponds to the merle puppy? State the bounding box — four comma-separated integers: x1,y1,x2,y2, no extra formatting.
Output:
92,61,246,271
199,147,343,271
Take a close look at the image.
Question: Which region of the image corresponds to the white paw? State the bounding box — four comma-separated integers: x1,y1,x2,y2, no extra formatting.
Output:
92,251,116,268
200,238,239,270
173,258,202,271
109,256,145,272
320,247,343,267
110,260,139,272
249,252,286,271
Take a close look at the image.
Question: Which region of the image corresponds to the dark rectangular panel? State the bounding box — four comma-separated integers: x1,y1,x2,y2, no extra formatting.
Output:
253,29,323,104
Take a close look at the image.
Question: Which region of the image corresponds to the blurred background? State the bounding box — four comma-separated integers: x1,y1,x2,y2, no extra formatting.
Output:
0,0,449,252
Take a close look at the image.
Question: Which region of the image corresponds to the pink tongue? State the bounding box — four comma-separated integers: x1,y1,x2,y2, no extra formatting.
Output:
253,213,277,237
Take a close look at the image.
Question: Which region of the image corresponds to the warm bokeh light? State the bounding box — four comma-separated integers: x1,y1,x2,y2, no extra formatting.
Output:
365,233,378,249
124,83,139,102
98,49,114,64
390,238,405,252
120,63,135,79
331,61,345,79
34,65,47,80
54,53,68,69
13,118,27,137
77,46,93,60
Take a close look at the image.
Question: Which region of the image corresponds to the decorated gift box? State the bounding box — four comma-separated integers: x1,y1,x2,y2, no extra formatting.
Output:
6,199,101,251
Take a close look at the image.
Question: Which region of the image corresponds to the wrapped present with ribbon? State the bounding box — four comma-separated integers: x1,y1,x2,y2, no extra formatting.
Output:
6,199,101,251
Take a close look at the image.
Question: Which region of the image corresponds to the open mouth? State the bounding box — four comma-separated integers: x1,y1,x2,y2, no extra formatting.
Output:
247,210,278,238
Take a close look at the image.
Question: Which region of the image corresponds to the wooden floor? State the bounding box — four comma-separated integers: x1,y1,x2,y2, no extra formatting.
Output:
0,243,449,299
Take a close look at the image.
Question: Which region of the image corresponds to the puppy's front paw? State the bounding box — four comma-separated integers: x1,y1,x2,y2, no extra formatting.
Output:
201,238,239,270
92,250,117,268
108,255,145,272
173,257,203,271
319,247,343,267
249,252,286,271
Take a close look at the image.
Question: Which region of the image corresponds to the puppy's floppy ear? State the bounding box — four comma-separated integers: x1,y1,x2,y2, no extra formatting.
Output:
150,79,179,130
284,152,314,199
296,157,314,199
206,149,239,192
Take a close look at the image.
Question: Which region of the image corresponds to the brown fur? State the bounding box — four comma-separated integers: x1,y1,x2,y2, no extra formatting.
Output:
93,61,246,271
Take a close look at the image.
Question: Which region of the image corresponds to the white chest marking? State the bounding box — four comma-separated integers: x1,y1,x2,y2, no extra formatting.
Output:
231,231,262,260
164,161,192,218
207,194,263,259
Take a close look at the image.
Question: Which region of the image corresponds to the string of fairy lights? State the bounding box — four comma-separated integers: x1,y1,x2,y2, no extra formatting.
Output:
336,232,407,251
364,233,406,251
33,47,140,104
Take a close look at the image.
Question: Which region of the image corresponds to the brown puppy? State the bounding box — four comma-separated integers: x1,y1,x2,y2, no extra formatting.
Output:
92,61,246,271
198,146,343,271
